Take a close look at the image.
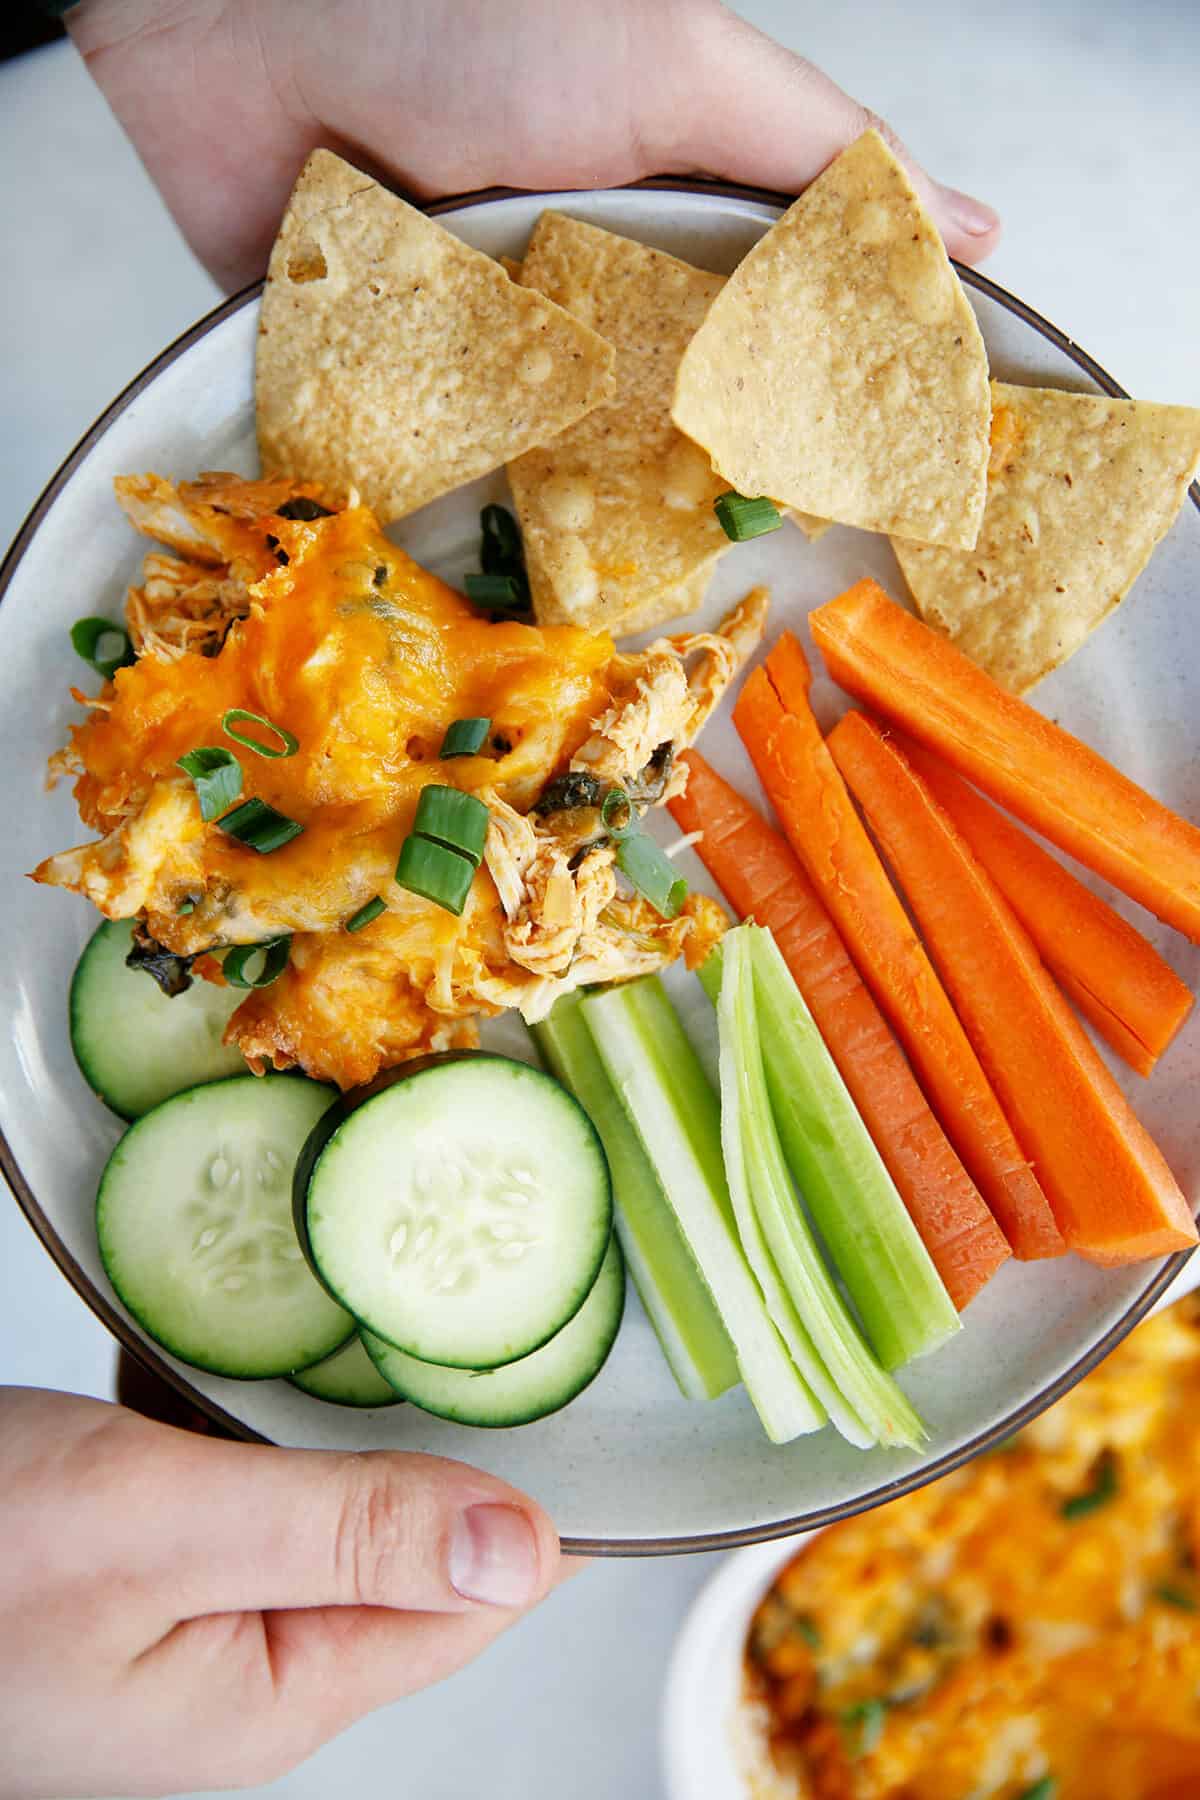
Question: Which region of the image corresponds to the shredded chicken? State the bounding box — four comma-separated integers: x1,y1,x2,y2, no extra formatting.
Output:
35,476,760,1088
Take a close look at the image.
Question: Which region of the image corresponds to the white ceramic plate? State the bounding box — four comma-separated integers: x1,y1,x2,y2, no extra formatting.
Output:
2,182,1197,1553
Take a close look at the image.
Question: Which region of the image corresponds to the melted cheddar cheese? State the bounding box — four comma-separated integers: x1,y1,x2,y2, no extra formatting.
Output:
36,478,754,1086
743,1297,1200,1800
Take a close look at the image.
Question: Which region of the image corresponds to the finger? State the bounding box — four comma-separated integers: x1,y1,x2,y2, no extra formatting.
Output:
128,1602,524,1785
665,6,1000,263
130,1429,561,1620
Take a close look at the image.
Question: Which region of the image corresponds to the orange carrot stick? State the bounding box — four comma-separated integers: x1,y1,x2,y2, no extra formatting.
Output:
897,738,1194,1078
670,751,1009,1308
827,710,1197,1264
809,579,1200,944
734,648,1063,1260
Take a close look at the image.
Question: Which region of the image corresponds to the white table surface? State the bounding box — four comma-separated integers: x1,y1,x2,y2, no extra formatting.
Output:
2,5,1197,1796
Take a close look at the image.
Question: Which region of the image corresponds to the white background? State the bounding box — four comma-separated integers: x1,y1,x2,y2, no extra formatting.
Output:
2,3,1197,1795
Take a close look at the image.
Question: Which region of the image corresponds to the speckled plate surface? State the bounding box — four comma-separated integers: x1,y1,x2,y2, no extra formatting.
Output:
1,182,1197,1553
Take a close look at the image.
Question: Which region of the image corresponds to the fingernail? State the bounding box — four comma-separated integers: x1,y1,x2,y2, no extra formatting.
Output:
941,186,1000,239
449,1504,539,1607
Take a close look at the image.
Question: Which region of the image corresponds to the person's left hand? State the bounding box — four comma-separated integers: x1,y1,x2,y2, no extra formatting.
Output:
0,1386,566,1799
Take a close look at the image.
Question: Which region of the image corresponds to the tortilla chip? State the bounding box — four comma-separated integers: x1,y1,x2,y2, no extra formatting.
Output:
672,130,991,550
256,153,615,522
507,212,732,628
521,518,718,637
789,509,832,542
893,382,1200,691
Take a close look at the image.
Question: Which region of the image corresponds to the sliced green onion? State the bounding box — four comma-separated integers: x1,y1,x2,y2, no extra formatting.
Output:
1153,1583,1197,1612
177,746,243,822
223,936,292,989
713,491,783,542
177,898,197,916
480,503,524,575
838,1699,886,1759
395,835,476,915
794,1614,822,1651
464,573,525,610
221,708,299,759
1014,1781,1058,1800
346,895,387,933
218,797,304,854
413,785,490,863
440,717,491,759
615,832,687,918
601,787,636,839
70,616,137,680
1061,1449,1118,1519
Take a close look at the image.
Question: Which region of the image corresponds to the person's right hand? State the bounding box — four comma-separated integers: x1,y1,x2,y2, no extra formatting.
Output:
69,0,1000,292
0,1386,565,1799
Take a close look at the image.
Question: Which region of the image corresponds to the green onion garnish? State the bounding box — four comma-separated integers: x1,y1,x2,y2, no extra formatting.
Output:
601,787,636,839
1060,1449,1119,1520
480,503,524,574
218,797,304,854
223,936,292,989
464,573,525,610
413,785,490,864
440,717,491,759
838,1699,886,1759
221,708,299,759
346,896,387,933
616,832,687,919
713,491,783,542
1014,1780,1057,1800
177,746,243,821
177,898,197,916
1153,1583,1197,1612
395,835,476,916
793,1614,821,1651
70,616,137,680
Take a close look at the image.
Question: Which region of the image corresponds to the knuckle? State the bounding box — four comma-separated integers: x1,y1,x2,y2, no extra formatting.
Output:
332,1457,421,1606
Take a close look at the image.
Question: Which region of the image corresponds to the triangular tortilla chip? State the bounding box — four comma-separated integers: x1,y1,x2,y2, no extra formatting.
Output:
893,381,1200,691
507,212,732,629
672,130,991,550
256,153,615,522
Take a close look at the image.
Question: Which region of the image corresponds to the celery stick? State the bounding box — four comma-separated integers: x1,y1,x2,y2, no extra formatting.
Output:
531,997,738,1402
719,927,927,1450
703,931,960,1370
716,930,870,1448
582,978,825,1444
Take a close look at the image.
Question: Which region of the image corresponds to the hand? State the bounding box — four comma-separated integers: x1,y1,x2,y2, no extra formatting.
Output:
69,0,1000,291
0,1386,564,1799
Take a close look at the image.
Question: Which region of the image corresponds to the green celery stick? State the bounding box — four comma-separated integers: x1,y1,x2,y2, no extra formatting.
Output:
531,997,738,1402
718,927,927,1450
701,931,960,1370
582,978,825,1445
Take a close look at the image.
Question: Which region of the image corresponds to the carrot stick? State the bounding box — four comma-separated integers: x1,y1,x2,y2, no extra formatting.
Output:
670,751,1009,1308
734,649,1063,1260
828,710,1197,1264
809,579,1200,944
897,738,1194,1078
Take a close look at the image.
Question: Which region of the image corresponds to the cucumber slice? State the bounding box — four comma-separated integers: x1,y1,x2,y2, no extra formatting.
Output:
70,917,245,1119
532,996,738,1402
98,1075,353,1378
290,1333,402,1408
363,1234,625,1426
297,1054,613,1370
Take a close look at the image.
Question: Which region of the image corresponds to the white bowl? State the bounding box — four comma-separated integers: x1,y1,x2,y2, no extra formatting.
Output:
2,181,1197,1552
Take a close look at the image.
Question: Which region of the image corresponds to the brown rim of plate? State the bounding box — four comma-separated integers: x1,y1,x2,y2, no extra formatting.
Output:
1,176,1196,1556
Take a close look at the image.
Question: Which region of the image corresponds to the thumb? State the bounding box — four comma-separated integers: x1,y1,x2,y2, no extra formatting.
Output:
137,1429,562,1622
663,6,1001,264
